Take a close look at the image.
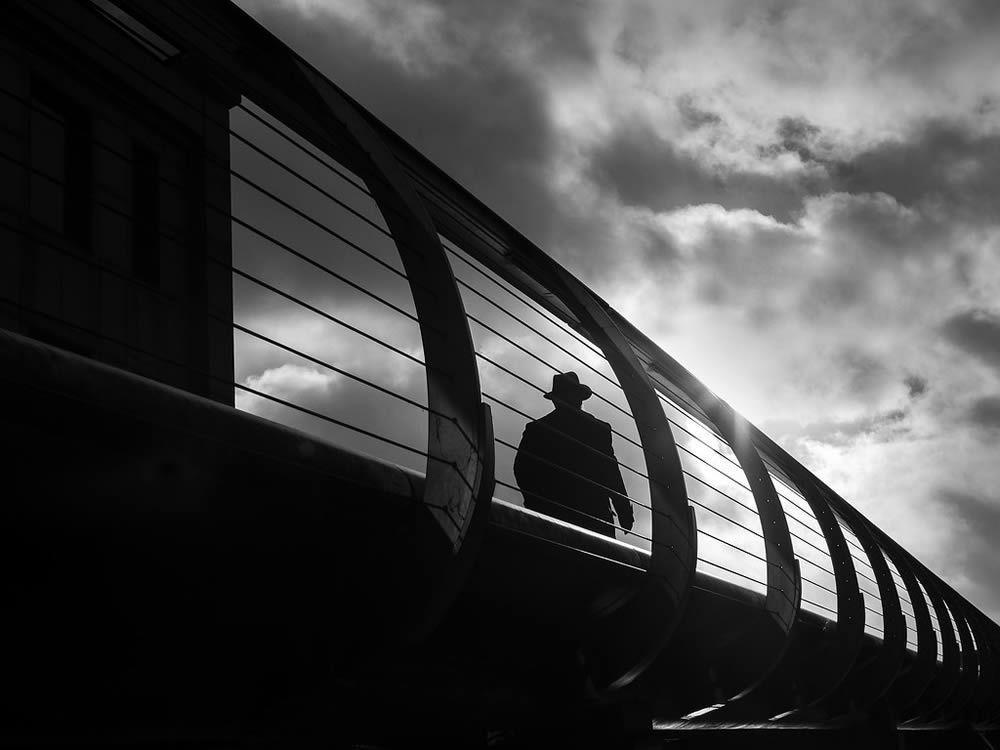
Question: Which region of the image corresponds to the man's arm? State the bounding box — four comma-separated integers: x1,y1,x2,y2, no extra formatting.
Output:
601,425,633,531
513,422,543,507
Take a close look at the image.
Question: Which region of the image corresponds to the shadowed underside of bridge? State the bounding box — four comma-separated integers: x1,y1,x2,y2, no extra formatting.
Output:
1,2,998,748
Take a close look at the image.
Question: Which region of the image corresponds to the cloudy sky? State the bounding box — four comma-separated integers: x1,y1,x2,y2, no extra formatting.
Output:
231,0,1000,621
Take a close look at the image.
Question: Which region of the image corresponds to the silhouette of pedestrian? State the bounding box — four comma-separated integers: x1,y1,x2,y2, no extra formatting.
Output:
514,372,633,538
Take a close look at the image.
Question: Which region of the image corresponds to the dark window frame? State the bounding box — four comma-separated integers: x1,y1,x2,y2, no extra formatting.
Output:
29,78,93,251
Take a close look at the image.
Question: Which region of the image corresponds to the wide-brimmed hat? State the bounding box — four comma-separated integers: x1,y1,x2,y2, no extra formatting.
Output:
544,371,593,402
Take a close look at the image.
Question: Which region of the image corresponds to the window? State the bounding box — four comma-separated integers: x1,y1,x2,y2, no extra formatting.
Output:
29,81,92,247
131,143,160,286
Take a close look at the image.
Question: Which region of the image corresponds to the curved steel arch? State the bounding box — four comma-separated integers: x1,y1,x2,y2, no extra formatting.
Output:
875,535,939,716
983,620,1000,724
295,63,490,546
768,473,867,719
676,393,801,720
967,607,1000,724
904,571,962,723
810,501,907,721
692,397,800,637
535,261,698,692
283,61,496,638
669,427,862,723
927,589,979,724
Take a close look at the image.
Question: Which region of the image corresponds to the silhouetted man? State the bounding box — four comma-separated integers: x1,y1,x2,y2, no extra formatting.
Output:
514,372,633,538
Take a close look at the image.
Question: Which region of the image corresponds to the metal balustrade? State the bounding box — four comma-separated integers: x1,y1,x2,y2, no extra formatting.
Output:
2,0,1000,736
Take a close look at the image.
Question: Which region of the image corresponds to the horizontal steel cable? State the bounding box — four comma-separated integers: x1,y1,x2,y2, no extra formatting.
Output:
229,167,425,282
228,213,423,329
235,102,371,196
796,555,837,579
802,598,839,617
801,577,839,599
658,397,744,470
774,490,864,561
229,113,376,217
853,567,880,588
655,379,716,427
697,558,772,593
864,605,885,620
786,523,838,562
444,243,605,360
698,528,772,567
231,121,383,237
777,498,828,536
227,264,429,371
842,534,867,555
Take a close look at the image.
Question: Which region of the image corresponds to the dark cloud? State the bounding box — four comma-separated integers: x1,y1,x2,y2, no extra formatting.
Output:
587,122,811,222
794,191,949,321
237,0,569,249
934,489,1000,617
964,395,1000,434
433,0,600,71
904,375,928,399
882,0,1000,81
941,308,1000,373
830,121,1000,225
811,191,942,260
676,94,722,131
761,116,822,163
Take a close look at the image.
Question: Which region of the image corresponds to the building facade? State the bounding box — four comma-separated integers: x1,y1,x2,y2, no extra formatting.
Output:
0,0,235,404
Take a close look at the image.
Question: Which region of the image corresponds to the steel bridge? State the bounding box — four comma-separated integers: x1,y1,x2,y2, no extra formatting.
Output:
1,1,998,747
